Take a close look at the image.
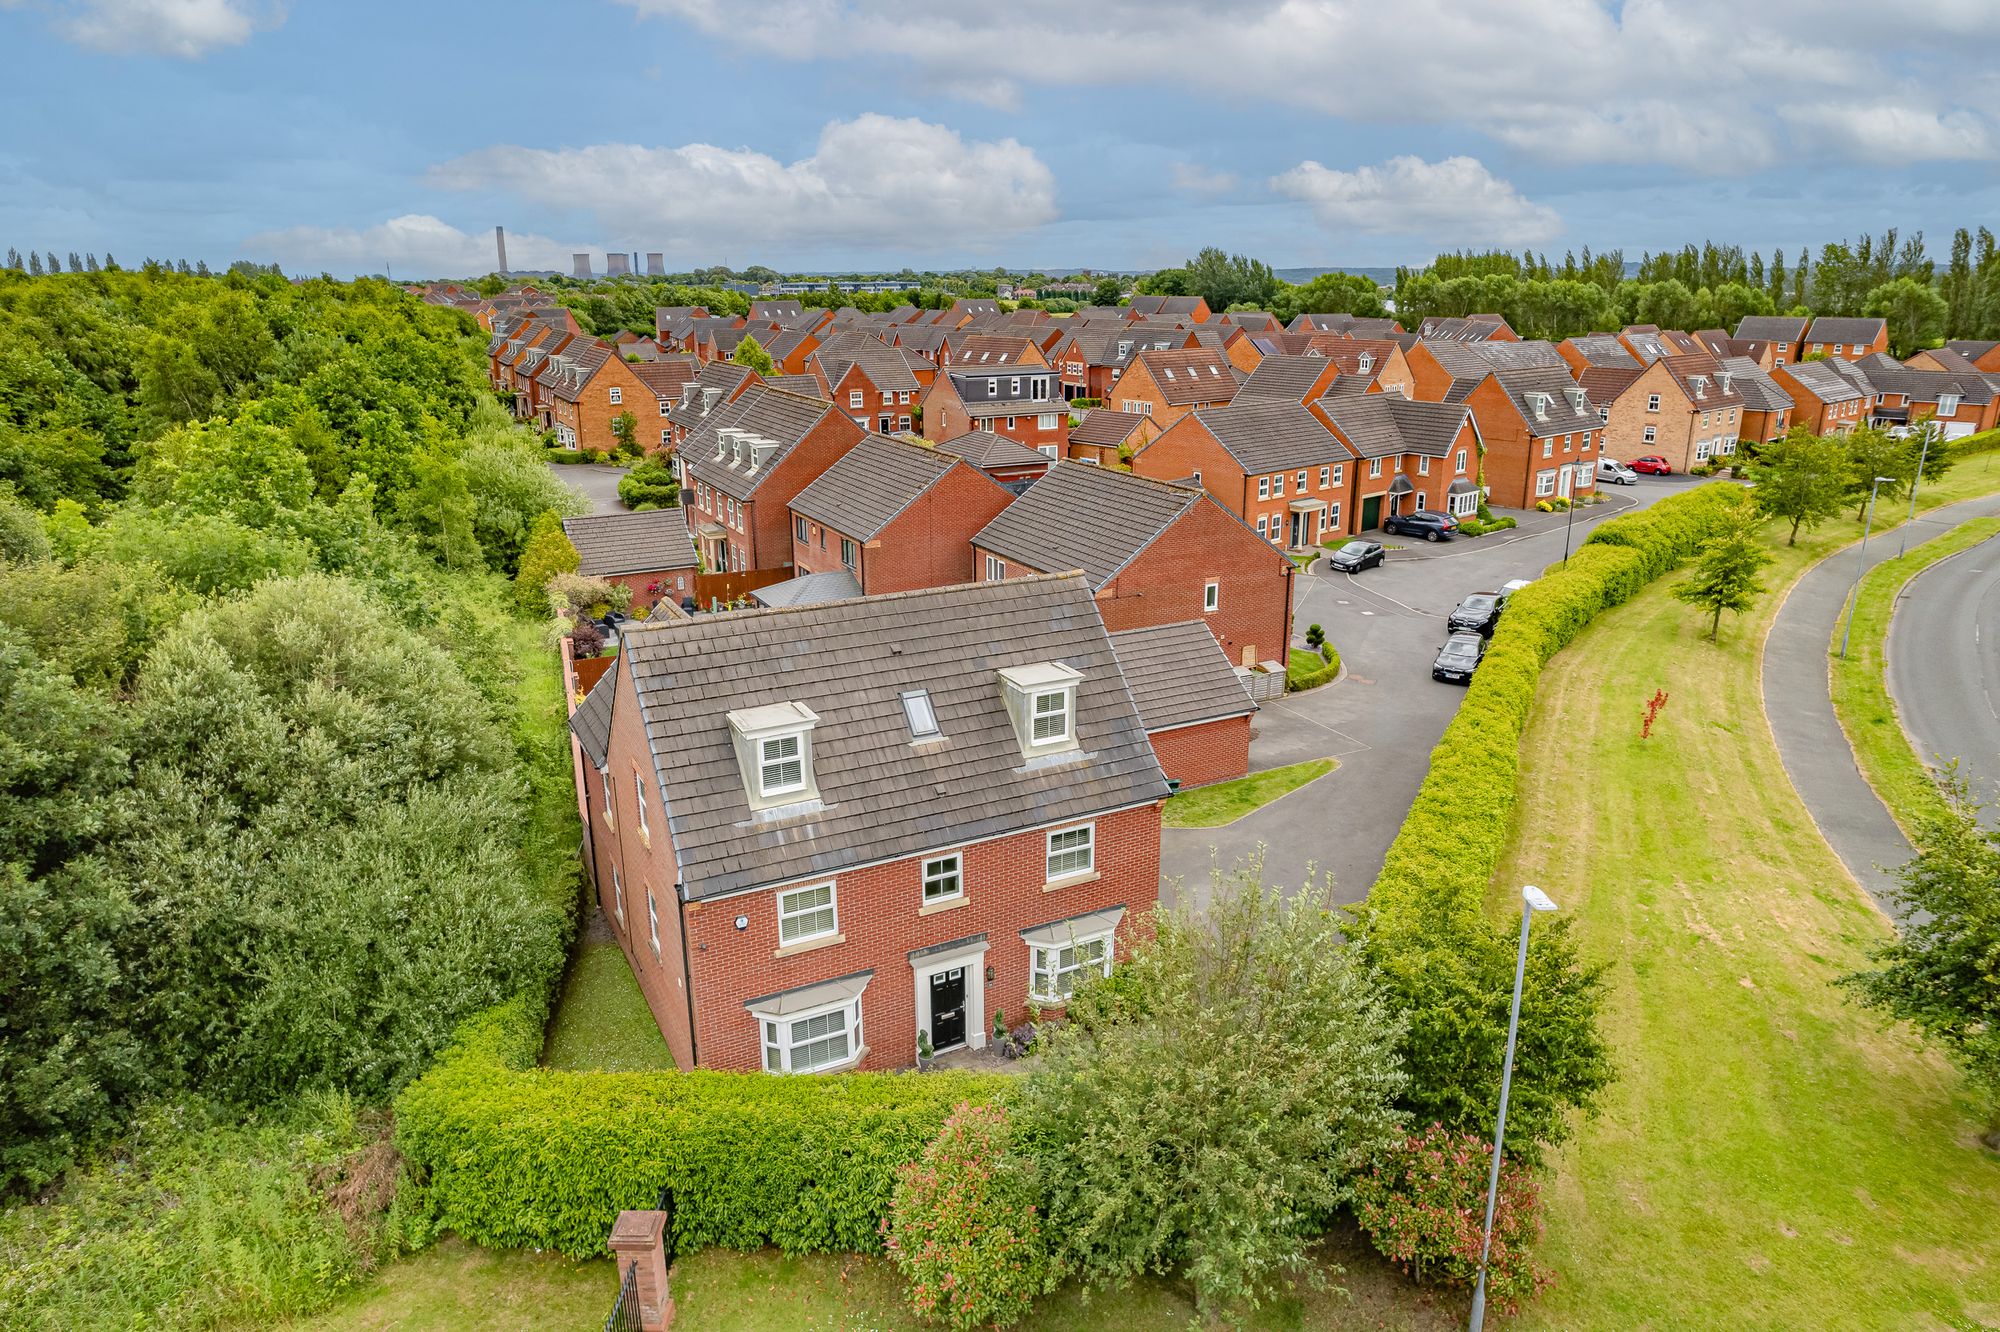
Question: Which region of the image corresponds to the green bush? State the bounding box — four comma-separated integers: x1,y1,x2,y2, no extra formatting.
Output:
1457,515,1519,538
617,457,681,511
394,998,1007,1259
1358,484,1751,1157
1287,646,1340,692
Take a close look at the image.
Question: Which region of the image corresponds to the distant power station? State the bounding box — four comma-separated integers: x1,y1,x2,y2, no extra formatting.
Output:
551,249,670,280
494,226,508,274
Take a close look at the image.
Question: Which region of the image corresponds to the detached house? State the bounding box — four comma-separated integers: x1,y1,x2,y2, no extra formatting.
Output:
1134,400,1354,547
1942,340,2000,372
562,509,700,613
808,333,923,435
1317,395,1484,530
1719,357,1794,445
921,364,1068,454
569,574,1170,1071
1803,317,1889,362
974,462,1294,666
1734,315,1810,366
1845,353,1998,439
682,387,867,574
1772,360,1870,435
786,433,1015,595
1105,347,1240,447
546,339,657,453
1125,294,1211,322
1460,368,1602,508
1601,353,1747,470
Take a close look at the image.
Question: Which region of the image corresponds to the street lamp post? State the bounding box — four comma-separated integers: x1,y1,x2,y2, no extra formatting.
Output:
1468,885,1560,1332
1838,476,1897,660
1896,423,1935,558
1560,481,1580,566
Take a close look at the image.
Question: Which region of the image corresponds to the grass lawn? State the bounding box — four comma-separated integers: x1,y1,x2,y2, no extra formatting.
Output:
1826,514,2000,837
543,922,676,1072
1487,507,2000,1328
1162,757,1337,828
1287,646,1341,691
287,1239,615,1331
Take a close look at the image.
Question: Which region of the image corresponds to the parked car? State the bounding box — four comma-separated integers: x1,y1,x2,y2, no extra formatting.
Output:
1597,457,1640,485
1326,539,1386,573
1629,455,1672,474
1447,592,1504,636
1432,631,1488,684
1382,510,1460,542
1496,578,1532,608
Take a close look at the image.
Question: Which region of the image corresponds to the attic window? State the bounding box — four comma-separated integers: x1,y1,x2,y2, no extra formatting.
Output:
1163,368,1175,380
997,662,1083,759
1032,690,1069,745
760,735,804,795
900,689,940,740
728,701,821,811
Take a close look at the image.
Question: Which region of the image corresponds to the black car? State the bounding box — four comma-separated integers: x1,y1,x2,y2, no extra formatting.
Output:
1326,539,1386,573
1432,631,1487,683
1383,510,1459,542
1447,592,1503,636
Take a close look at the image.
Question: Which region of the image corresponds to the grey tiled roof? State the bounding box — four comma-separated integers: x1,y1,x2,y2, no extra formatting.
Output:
1183,400,1347,473
1463,339,1568,371
1735,315,1809,343
1134,348,1238,405
1565,335,1641,369
811,331,921,395
568,669,615,769
1233,354,1334,405
789,434,964,541
1491,366,1601,435
1847,352,1995,405
620,573,1170,899
1806,316,1886,346
934,430,1052,470
561,508,699,577
683,386,848,502
1066,408,1145,448
1109,621,1256,731
1318,395,1469,459
763,373,828,399
1777,359,1866,403
973,462,1204,588
750,569,863,608
1945,340,1999,360
1718,357,1793,411
1415,339,1497,399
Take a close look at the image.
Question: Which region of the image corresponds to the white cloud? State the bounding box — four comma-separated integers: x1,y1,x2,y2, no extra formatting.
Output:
1272,155,1562,245
428,114,1057,255
617,0,2000,173
1781,102,1996,164
1170,162,1238,197
240,215,580,278
42,0,274,57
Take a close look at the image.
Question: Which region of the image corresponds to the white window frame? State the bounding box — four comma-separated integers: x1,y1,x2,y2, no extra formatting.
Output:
1332,463,1344,485
1535,470,1557,498
1258,477,1271,500
777,881,838,945
646,886,660,958
1272,474,1285,497
848,389,864,409
759,733,807,798
761,995,863,1074
1542,440,1553,459
634,772,650,837
659,399,670,417
1643,425,1657,443
1029,931,1113,1003
839,537,857,571
922,853,963,905
1455,448,1467,474
1046,824,1095,882
1030,688,1071,747
1203,581,1219,612
1418,455,1430,475
608,386,622,404
1037,412,1059,430
1319,465,1331,488
1256,515,1269,538
611,865,626,926
984,553,1004,581
1940,394,1961,415
1328,501,1341,528
1647,394,1661,412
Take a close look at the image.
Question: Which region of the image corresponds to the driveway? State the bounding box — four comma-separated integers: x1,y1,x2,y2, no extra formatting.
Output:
1163,475,1710,909
1888,526,2000,827
551,462,630,516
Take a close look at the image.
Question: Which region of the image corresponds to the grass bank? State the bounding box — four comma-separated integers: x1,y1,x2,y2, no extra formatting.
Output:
1489,517,2000,1328
1826,515,2000,836
542,925,676,1072
1161,757,1336,828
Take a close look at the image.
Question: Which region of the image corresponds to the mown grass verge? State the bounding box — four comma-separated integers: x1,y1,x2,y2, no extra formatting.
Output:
1161,757,1336,828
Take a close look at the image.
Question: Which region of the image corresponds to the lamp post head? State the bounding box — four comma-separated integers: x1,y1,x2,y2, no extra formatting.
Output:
1522,885,1559,913
1875,476,1895,485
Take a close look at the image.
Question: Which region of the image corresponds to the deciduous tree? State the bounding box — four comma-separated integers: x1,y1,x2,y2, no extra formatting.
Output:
1751,427,1847,544
1673,512,1773,640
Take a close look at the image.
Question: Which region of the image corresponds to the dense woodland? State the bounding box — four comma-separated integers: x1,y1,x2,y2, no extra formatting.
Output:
0,267,588,1196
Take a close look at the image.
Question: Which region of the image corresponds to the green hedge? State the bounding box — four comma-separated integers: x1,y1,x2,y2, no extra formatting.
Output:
1368,482,1749,930
394,998,1006,1259
1287,646,1341,692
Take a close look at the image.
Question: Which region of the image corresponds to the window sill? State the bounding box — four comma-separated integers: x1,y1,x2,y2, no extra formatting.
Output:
1044,870,1101,892
773,931,844,959
635,827,650,849
919,896,968,917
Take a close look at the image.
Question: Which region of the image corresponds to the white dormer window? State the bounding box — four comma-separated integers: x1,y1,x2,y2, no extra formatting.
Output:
729,701,821,811
998,662,1083,758
760,734,804,795
1692,377,1708,399
1532,394,1549,420
1940,393,1961,415
1358,352,1374,372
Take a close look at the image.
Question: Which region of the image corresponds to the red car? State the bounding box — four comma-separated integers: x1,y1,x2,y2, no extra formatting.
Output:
1629,455,1672,475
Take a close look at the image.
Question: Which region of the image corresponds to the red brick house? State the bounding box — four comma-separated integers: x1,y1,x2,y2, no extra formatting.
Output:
628,356,702,452
1943,340,2000,372
1289,313,1404,338
1109,620,1257,788
1132,400,1354,546
1104,347,1240,447
1066,408,1147,467
933,430,1055,486
562,508,699,613
664,361,764,454
1459,367,1603,508
1600,353,1747,471
920,365,1068,455
1718,357,1795,446
1317,395,1485,531
546,340,659,454
1846,353,1998,439
682,386,867,574
1231,353,1343,407
566,573,1170,1071
1125,294,1211,322
785,433,1015,594
972,462,1294,667
1804,316,1890,362
1771,360,1870,435
1406,337,1567,404
808,333,923,435
1733,315,1809,366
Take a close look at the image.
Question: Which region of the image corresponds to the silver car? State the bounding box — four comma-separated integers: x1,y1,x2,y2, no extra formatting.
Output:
1597,458,1639,485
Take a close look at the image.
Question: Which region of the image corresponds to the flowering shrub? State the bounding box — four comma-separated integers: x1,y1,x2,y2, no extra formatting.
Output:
884,1102,1051,1330
1351,1124,1550,1314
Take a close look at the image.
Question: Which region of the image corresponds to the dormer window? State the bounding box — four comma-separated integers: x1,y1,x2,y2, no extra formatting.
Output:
998,662,1083,758
1940,393,1961,415
1358,352,1374,372
729,701,821,811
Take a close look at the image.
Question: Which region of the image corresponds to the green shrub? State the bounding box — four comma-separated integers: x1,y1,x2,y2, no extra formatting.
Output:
885,1102,1050,1330
617,457,680,511
1287,647,1340,692
394,998,1006,1259
1534,500,1554,513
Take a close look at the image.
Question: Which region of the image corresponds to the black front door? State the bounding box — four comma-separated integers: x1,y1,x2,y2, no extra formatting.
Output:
928,967,967,1052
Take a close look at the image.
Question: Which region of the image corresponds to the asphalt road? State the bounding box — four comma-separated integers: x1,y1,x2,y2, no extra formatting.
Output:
1163,475,1711,911
1889,528,2000,823
550,462,630,515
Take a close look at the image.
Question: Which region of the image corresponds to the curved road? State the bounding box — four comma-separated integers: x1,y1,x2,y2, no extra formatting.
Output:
1763,492,2000,912
1889,530,2000,822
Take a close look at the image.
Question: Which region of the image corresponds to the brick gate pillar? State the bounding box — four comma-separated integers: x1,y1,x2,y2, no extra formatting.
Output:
608,1210,676,1330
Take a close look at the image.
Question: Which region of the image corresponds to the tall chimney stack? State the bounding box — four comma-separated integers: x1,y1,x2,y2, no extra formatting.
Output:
494,226,508,274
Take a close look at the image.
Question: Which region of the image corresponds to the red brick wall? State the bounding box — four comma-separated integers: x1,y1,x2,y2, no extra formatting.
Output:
1099,502,1292,667
1463,378,1539,509
1150,716,1251,788
681,802,1164,1072
556,356,654,454
863,464,1015,593
605,567,695,613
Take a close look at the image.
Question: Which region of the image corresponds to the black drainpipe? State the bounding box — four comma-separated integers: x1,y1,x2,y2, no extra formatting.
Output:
676,883,698,1068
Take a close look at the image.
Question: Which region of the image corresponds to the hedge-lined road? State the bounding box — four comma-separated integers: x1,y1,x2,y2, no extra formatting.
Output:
1163,476,1710,910
550,462,630,515
1888,525,2000,826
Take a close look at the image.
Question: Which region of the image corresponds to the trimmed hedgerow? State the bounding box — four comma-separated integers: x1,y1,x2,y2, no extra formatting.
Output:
393,997,1006,1259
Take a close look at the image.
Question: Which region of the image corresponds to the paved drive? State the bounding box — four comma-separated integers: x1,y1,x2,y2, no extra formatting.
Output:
1163,477,1706,910
550,462,629,516
1762,491,2000,912
1889,527,2000,825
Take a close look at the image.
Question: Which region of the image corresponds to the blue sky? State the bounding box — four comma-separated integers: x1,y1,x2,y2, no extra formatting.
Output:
5,0,2000,278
